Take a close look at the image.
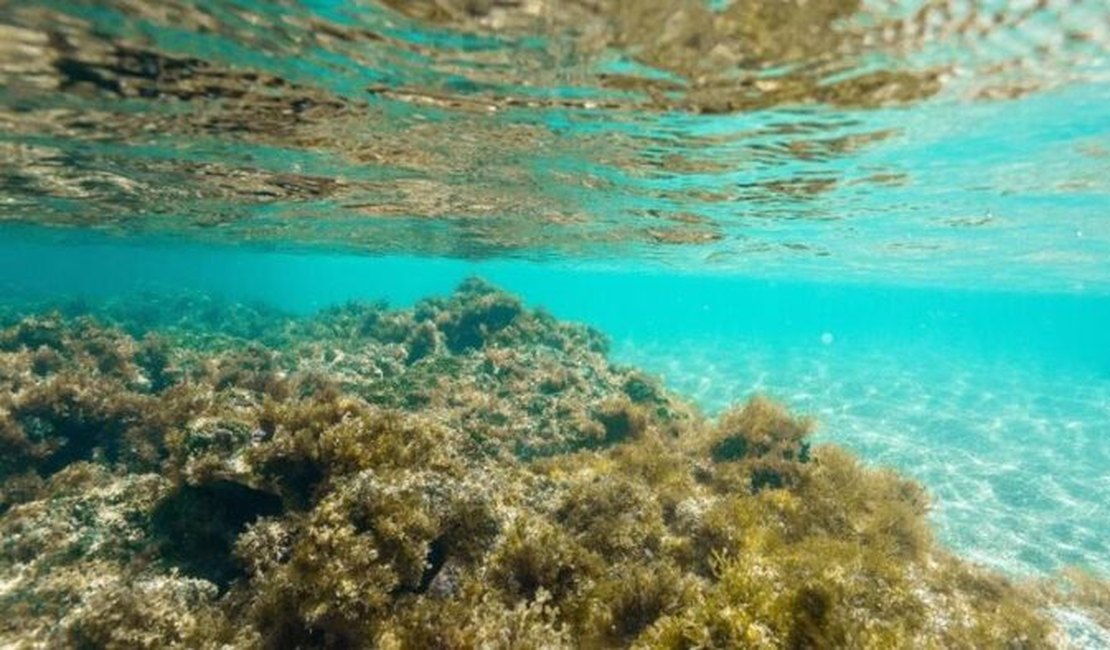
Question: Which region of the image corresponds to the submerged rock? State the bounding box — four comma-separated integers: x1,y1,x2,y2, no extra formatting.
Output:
0,280,1096,647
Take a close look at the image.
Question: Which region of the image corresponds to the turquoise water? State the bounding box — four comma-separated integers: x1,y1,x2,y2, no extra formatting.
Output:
3,226,1109,580
3,0,1110,644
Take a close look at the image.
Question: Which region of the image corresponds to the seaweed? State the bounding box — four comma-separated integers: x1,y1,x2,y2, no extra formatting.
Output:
437,283,522,353
151,480,284,589
707,395,813,492
488,514,602,604
135,334,175,392
64,576,232,650
0,280,1099,648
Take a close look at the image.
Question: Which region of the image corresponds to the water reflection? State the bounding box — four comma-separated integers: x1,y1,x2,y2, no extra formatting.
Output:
1,0,1108,281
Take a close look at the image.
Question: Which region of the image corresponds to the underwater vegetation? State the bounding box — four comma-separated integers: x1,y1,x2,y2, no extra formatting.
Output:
0,279,1103,648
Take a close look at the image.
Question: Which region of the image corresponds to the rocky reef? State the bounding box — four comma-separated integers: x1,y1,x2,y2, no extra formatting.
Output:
0,279,1095,647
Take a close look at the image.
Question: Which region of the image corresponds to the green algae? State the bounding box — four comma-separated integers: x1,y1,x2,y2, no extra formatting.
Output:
0,280,1101,648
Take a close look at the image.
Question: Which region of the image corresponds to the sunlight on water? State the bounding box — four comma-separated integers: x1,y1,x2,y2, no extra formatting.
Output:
2,0,1110,288
2,0,1110,646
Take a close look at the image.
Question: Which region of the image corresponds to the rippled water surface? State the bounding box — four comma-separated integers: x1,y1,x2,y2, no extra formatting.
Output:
3,0,1110,288
3,0,1110,645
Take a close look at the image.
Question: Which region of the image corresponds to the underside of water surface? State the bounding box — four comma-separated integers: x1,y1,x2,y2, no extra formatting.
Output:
2,0,1110,647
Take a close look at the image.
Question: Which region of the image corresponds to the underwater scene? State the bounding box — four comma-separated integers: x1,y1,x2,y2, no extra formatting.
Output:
2,0,1110,647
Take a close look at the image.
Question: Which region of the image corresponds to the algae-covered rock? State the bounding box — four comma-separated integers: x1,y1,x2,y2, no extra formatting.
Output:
0,280,1097,648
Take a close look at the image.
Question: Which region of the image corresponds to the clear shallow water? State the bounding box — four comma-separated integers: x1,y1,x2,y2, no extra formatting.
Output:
620,340,1110,577
3,227,1109,581
3,0,1110,644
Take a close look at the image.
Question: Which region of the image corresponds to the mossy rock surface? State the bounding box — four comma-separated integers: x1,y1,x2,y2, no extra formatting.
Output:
0,280,1098,648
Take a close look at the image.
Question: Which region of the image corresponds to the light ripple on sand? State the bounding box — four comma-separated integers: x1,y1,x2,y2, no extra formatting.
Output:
615,337,1110,578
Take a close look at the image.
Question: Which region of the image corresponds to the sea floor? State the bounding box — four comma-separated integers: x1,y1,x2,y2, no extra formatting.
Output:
3,278,1107,647
3,230,1109,581
616,337,1110,578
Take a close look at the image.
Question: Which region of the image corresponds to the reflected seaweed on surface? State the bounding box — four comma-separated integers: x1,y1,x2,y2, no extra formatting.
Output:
3,0,1107,272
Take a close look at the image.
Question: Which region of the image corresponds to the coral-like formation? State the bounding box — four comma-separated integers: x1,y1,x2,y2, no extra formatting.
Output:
0,280,1096,647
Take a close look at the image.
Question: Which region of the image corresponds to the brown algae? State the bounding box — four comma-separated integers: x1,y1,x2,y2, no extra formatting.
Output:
0,279,1098,647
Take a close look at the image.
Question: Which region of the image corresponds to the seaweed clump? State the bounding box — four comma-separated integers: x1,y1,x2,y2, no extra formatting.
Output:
0,280,1095,647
